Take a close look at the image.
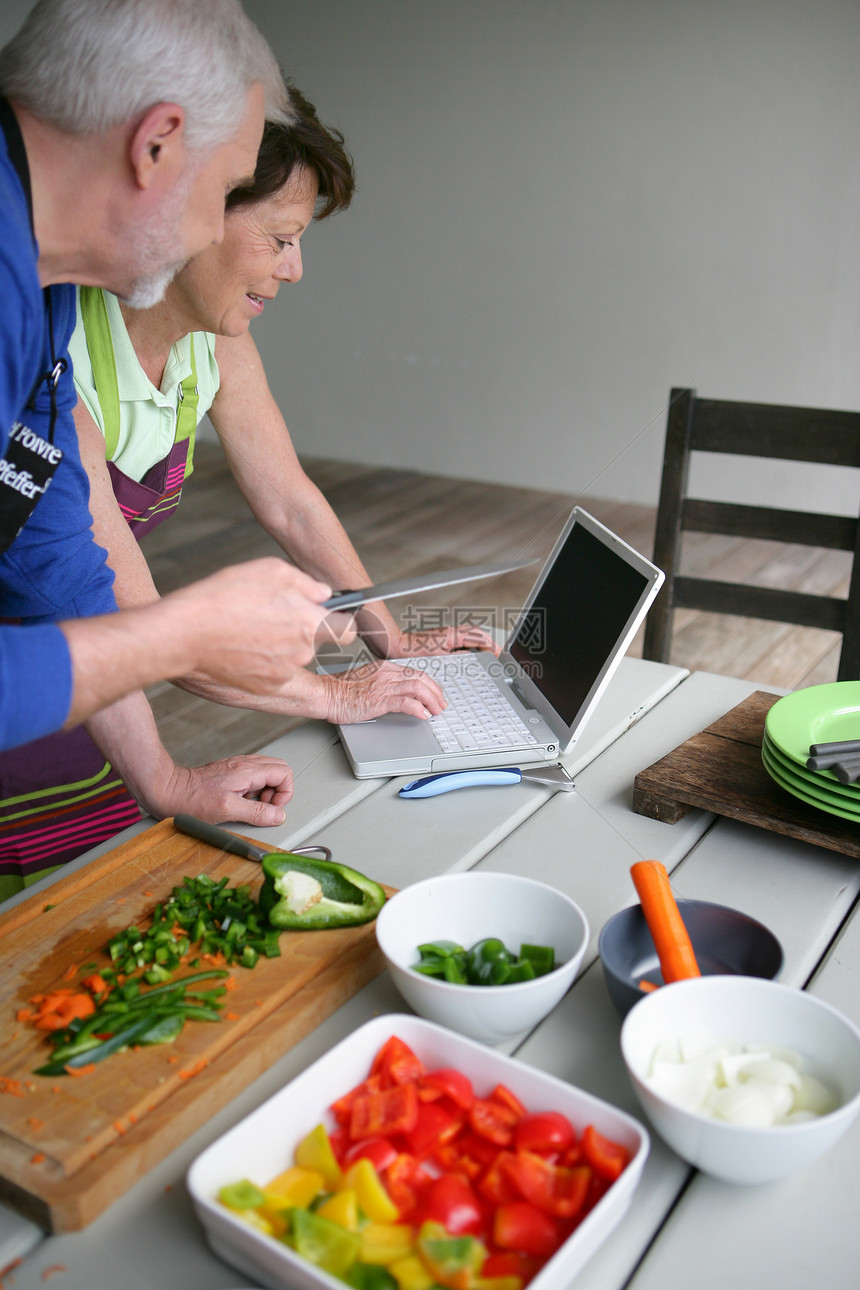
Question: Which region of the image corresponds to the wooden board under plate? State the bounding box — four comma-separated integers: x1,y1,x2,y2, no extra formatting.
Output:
0,818,390,1231
632,690,860,858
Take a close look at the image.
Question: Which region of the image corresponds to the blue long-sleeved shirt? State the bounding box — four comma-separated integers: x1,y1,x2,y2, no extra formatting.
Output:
0,116,116,751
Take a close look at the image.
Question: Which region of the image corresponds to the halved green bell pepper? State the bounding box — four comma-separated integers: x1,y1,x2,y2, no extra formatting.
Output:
258,853,387,929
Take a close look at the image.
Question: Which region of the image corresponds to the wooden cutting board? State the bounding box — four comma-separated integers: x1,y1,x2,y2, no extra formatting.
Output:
0,818,390,1232
632,690,860,858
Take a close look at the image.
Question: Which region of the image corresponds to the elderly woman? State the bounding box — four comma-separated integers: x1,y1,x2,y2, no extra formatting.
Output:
0,86,492,892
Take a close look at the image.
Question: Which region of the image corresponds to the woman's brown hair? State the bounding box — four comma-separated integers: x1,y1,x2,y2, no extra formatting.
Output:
226,82,355,220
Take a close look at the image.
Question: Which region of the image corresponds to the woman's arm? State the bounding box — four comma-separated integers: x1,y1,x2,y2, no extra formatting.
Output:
73,397,447,722
211,331,498,658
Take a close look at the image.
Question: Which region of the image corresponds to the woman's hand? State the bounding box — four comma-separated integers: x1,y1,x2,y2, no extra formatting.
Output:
321,661,448,724
151,754,295,828
356,612,501,660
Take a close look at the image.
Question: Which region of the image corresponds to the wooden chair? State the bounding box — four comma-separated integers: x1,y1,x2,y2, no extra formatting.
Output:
642,387,860,681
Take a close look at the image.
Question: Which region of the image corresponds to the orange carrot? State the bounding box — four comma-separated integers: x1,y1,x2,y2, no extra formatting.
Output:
81,974,109,996
0,1077,25,1098
32,992,96,1031
637,979,659,993
30,1153,46,1165
630,860,700,984
64,1063,95,1077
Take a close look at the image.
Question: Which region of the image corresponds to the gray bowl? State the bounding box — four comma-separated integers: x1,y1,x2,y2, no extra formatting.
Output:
599,899,784,1018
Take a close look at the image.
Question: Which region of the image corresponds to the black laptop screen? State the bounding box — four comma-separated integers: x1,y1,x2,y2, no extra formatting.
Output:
509,522,650,727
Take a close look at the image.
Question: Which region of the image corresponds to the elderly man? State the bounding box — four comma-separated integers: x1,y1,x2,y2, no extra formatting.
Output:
0,1,354,878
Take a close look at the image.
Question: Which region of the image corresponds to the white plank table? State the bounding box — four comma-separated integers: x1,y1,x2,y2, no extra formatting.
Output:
3,660,860,1290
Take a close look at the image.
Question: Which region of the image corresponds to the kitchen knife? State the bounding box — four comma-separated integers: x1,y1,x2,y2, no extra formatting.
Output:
172,815,331,862
398,764,575,798
323,556,538,611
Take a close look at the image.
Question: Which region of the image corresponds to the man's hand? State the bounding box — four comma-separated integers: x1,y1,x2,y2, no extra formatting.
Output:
153,754,295,827
366,621,501,659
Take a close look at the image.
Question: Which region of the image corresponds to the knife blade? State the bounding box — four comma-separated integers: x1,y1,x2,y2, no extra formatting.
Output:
323,556,538,611
172,815,332,863
398,764,575,798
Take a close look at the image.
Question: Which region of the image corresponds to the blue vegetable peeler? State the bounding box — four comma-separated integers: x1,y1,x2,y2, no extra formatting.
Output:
398,763,575,798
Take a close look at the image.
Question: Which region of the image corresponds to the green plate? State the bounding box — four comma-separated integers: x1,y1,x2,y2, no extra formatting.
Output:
761,742,860,822
762,731,860,805
765,682,860,768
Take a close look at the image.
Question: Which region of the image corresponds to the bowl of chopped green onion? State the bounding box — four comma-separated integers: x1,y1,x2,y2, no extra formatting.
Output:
375,873,588,1044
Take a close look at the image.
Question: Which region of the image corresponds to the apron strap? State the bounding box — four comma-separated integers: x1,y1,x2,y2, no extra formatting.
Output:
174,335,199,480
78,285,122,460
79,288,200,478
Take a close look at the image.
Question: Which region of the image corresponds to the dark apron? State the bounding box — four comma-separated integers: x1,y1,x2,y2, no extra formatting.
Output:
0,293,201,900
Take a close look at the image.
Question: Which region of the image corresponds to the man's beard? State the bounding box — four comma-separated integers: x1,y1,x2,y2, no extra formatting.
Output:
118,171,195,309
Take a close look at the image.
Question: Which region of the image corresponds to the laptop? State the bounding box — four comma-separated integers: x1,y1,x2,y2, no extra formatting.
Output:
330,506,664,778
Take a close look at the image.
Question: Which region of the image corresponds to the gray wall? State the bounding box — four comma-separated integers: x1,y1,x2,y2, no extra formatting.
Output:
4,0,860,511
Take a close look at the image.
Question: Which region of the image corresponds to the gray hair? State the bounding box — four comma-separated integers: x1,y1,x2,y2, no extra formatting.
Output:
0,0,290,154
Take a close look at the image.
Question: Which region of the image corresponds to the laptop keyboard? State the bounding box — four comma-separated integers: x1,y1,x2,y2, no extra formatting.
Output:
395,656,539,754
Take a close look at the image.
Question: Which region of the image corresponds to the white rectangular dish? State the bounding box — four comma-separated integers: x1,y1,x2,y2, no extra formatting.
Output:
187,1014,649,1290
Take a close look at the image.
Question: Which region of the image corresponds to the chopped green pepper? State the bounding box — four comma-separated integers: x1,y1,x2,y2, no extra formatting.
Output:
258,853,386,930
218,1180,266,1210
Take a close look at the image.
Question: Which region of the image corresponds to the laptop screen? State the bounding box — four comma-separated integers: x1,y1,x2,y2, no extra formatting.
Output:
509,518,652,727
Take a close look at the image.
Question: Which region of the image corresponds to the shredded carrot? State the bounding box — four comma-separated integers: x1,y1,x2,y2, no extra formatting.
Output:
60,963,78,982
178,1058,207,1080
81,974,109,995
254,1000,263,1008
41,1266,67,1281
64,1063,95,1077
30,1153,45,1165
630,860,700,984
32,991,96,1031
637,979,659,993
128,1112,137,1125
16,1007,34,1023
26,1117,44,1131
0,1256,23,1284
0,1076,26,1097
113,1120,126,1135
224,976,237,992
225,1012,240,1021
167,1055,179,1064
51,1086,62,1095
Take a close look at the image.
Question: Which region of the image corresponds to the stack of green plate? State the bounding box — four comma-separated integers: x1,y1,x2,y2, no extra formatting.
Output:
763,682,860,822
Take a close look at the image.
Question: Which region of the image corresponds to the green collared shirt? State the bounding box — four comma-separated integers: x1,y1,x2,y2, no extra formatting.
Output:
68,287,220,483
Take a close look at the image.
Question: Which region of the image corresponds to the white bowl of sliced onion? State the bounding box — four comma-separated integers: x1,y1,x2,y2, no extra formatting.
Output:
620,976,860,1184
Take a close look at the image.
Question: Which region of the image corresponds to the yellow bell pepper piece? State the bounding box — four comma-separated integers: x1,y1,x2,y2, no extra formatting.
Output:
256,1202,290,1238
390,1253,436,1290
360,1222,415,1265
317,1188,360,1232
475,1278,523,1290
264,1164,325,1208
226,1206,275,1237
344,1157,400,1223
294,1123,344,1190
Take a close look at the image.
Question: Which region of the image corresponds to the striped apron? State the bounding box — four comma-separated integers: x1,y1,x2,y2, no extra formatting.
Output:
0,293,201,901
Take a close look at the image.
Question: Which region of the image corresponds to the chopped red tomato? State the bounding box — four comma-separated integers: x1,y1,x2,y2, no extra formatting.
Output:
350,1081,419,1140
343,1135,399,1172
514,1110,576,1157
419,1067,475,1109
493,1201,563,1259
477,1151,522,1207
416,1174,487,1237
330,1073,383,1126
581,1125,630,1181
383,1151,432,1218
469,1097,519,1146
405,1098,464,1158
370,1035,426,1088
488,1084,527,1119
501,1151,591,1219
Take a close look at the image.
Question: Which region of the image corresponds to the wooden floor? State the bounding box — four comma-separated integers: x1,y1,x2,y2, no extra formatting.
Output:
144,442,849,766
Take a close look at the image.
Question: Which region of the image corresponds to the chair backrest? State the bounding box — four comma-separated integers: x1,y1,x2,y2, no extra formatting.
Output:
642,387,860,681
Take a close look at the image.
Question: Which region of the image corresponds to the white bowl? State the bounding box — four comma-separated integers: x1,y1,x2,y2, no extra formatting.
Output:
374,871,589,1044
188,1014,649,1290
620,976,860,1185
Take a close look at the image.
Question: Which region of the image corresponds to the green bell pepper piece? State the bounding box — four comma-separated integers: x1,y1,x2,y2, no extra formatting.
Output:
259,853,387,929
292,1207,361,1277
467,937,514,984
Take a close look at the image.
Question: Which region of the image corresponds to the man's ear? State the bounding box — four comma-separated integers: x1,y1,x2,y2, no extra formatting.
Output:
129,102,186,190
